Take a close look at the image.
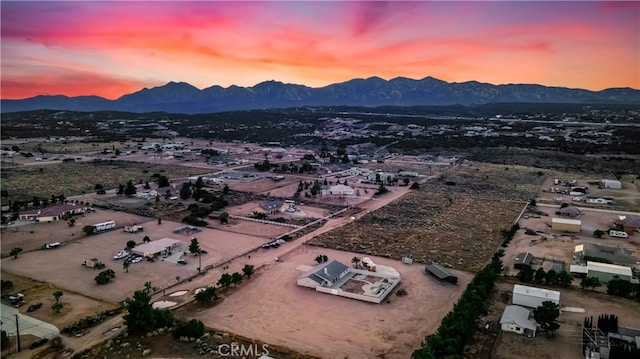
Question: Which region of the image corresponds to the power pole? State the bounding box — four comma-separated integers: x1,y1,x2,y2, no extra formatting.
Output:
15,314,21,352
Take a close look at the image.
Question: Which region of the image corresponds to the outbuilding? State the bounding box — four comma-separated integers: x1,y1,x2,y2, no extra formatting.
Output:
600,179,622,189
512,284,560,308
551,218,581,233
500,305,537,337
514,252,534,269
131,238,181,258
586,261,632,283
425,263,458,284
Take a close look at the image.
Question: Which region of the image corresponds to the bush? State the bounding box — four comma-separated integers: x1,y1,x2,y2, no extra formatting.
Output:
173,319,205,339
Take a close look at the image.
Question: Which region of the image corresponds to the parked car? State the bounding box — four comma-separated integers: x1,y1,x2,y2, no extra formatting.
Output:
29,337,48,350
27,302,43,312
177,259,188,265
131,257,142,264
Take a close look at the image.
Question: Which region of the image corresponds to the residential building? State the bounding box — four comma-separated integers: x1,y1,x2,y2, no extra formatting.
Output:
500,305,537,337
512,284,560,308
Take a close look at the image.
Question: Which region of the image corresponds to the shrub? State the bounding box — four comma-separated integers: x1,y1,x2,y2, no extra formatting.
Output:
173,319,205,339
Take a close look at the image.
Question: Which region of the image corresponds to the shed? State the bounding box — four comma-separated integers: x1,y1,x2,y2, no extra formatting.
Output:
600,179,622,189
586,261,632,283
131,238,181,258
551,218,581,233
512,284,560,308
514,252,534,269
425,263,458,284
500,305,537,337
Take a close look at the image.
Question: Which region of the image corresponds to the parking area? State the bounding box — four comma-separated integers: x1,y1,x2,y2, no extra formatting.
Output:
1,214,272,302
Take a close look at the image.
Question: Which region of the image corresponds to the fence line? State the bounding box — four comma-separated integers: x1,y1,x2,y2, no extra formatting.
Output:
229,215,301,228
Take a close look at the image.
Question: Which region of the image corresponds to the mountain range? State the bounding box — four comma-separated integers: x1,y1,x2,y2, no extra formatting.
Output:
2,76,639,114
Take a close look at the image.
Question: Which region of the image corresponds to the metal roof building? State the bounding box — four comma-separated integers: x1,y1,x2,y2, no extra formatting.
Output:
514,252,534,269
425,263,458,284
587,261,632,283
131,238,181,258
512,284,560,308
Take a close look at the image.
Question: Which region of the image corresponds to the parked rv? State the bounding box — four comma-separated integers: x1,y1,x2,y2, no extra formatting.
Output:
609,230,629,238
44,242,61,249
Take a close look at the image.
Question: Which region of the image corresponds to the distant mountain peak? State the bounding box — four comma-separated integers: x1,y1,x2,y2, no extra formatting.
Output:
2,76,639,114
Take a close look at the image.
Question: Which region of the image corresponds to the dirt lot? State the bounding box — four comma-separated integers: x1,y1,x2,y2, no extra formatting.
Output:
0,160,211,201
536,172,640,211
309,163,542,272
502,205,640,272
195,245,473,359
491,279,640,359
1,212,272,302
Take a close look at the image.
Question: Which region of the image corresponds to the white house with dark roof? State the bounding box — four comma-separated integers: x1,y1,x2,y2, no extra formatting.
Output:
297,260,350,288
253,199,287,215
296,260,401,304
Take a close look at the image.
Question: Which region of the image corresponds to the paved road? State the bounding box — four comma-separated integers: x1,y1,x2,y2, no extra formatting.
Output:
1,304,60,338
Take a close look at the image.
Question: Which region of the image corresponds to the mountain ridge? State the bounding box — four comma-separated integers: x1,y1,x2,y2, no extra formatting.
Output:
2,76,639,114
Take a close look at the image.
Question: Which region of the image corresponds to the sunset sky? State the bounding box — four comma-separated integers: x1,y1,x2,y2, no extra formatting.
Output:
1,1,639,99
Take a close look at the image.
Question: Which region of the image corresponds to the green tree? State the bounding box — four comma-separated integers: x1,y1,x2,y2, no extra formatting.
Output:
533,267,546,284
53,290,64,303
581,276,602,291
189,237,201,255
557,271,573,287
157,175,170,188
242,264,255,278
51,301,64,314
231,272,243,287
68,218,76,227
124,180,137,197
123,259,131,273
593,229,606,238
95,269,116,285
410,182,420,190
124,289,174,335
83,225,95,235
10,247,23,259
222,184,230,194
315,254,328,264
217,273,232,288
533,301,561,338
179,183,191,200
144,281,152,294
351,256,361,269
194,176,204,189
545,269,558,285
126,240,136,249
143,235,151,243
173,319,205,339
143,181,151,189
194,287,217,304
517,265,534,283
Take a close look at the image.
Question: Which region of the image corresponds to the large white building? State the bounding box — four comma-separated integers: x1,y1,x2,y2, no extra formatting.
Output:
512,284,560,308
586,261,633,283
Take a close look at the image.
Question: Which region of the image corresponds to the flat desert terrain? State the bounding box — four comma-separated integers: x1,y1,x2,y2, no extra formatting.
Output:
196,245,473,359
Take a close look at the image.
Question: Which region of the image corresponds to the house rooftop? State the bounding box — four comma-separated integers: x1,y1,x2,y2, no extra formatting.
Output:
587,261,633,277
500,305,537,332
513,284,560,302
425,262,456,280
552,218,581,225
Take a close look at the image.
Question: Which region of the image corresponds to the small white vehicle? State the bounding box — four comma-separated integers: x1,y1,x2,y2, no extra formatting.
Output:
609,230,629,238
